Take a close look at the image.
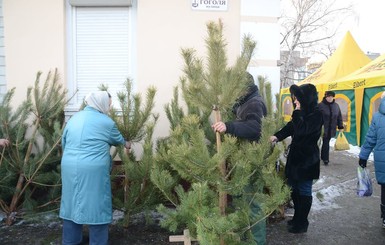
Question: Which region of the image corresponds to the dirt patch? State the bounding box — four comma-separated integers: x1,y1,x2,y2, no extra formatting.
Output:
0,221,178,245
0,211,183,245
0,210,284,245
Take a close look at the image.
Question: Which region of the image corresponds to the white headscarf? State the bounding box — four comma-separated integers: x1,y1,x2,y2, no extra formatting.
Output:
85,91,111,114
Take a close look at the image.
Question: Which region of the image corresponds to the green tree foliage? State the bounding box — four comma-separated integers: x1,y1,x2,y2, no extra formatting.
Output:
257,75,273,116
151,20,290,244
106,79,162,227
0,69,66,225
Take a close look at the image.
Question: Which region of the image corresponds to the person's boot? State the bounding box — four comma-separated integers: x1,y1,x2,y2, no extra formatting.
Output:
287,191,300,227
381,204,385,228
288,195,312,234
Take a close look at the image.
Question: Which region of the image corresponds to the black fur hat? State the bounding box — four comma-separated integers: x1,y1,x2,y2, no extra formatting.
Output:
289,84,318,115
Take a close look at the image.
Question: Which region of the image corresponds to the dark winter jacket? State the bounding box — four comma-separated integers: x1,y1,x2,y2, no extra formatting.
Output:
274,84,323,181
225,84,267,142
359,96,385,184
318,98,344,138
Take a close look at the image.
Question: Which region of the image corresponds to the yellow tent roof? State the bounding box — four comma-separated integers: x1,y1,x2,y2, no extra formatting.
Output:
327,53,385,146
281,31,371,94
299,31,371,86
331,52,385,90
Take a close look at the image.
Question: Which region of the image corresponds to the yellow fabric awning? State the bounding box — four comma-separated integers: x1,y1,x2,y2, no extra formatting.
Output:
330,53,385,90
297,31,371,88
280,31,371,97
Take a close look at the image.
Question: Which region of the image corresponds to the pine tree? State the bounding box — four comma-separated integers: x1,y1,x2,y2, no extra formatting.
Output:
151,20,290,244
106,79,162,227
257,75,273,116
0,69,66,225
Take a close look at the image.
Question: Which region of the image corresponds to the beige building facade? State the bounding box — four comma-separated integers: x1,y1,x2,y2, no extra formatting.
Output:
2,0,279,140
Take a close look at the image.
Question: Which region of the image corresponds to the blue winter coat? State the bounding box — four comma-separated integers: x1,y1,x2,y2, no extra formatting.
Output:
359,97,385,184
60,106,125,224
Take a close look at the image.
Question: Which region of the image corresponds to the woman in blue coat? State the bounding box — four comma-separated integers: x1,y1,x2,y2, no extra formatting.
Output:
359,91,385,228
60,91,130,245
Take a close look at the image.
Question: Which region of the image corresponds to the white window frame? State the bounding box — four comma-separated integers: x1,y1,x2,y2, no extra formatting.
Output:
69,0,132,6
65,0,137,115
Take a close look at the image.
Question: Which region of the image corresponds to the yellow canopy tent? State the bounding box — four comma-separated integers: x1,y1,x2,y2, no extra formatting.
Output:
331,52,385,89
328,53,385,145
280,31,371,122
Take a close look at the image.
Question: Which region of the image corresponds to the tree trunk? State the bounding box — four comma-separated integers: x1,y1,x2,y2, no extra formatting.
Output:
213,106,227,245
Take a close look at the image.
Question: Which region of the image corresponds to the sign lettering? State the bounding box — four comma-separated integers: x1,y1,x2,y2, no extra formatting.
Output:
328,83,337,90
191,0,228,11
353,79,366,88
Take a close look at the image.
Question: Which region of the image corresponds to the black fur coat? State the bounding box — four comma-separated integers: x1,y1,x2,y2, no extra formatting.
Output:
274,84,323,181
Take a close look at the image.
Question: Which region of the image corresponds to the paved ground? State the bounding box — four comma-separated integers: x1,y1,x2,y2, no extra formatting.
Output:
266,149,385,245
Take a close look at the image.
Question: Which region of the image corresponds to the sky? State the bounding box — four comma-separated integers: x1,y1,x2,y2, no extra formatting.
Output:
341,0,385,55
280,0,385,59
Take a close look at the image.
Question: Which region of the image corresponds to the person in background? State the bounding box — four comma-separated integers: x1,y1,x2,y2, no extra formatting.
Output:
358,91,385,228
0,138,10,147
270,84,323,234
211,72,267,244
318,90,344,165
60,91,130,245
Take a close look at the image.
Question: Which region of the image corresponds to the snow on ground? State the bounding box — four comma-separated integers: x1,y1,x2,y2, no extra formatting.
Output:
312,178,356,212
311,139,373,213
330,138,373,161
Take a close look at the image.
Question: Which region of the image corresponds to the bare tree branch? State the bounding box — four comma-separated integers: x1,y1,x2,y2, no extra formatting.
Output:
279,0,355,88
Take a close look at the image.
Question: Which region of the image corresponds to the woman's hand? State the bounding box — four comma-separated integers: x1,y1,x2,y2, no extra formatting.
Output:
270,136,278,143
294,99,301,110
0,139,10,147
124,141,131,153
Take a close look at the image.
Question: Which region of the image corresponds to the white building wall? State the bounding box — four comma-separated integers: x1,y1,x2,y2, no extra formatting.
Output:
0,0,6,101
3,0,65,105
241,0,280,96
3,0,280,142
135,0,241,141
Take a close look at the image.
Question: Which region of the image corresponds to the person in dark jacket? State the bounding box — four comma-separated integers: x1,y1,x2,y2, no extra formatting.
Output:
358,91,385,228
211,72,267,244
318,91,344,165
211,73,267,141
270,83,323,234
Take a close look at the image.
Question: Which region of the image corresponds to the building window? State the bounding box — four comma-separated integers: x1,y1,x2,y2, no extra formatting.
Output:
66,0,135,114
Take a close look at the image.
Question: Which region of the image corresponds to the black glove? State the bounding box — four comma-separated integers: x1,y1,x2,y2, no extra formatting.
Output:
359,158,367,168
338,126,344,130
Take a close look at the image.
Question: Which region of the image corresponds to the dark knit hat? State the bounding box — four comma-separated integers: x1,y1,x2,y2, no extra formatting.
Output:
325,91,335,97
246,72,255,87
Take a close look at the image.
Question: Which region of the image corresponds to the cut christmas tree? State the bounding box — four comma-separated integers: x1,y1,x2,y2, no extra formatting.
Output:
152,20,290,245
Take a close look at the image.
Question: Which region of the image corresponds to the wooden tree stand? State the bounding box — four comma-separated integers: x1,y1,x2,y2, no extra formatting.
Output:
169,229,198,245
